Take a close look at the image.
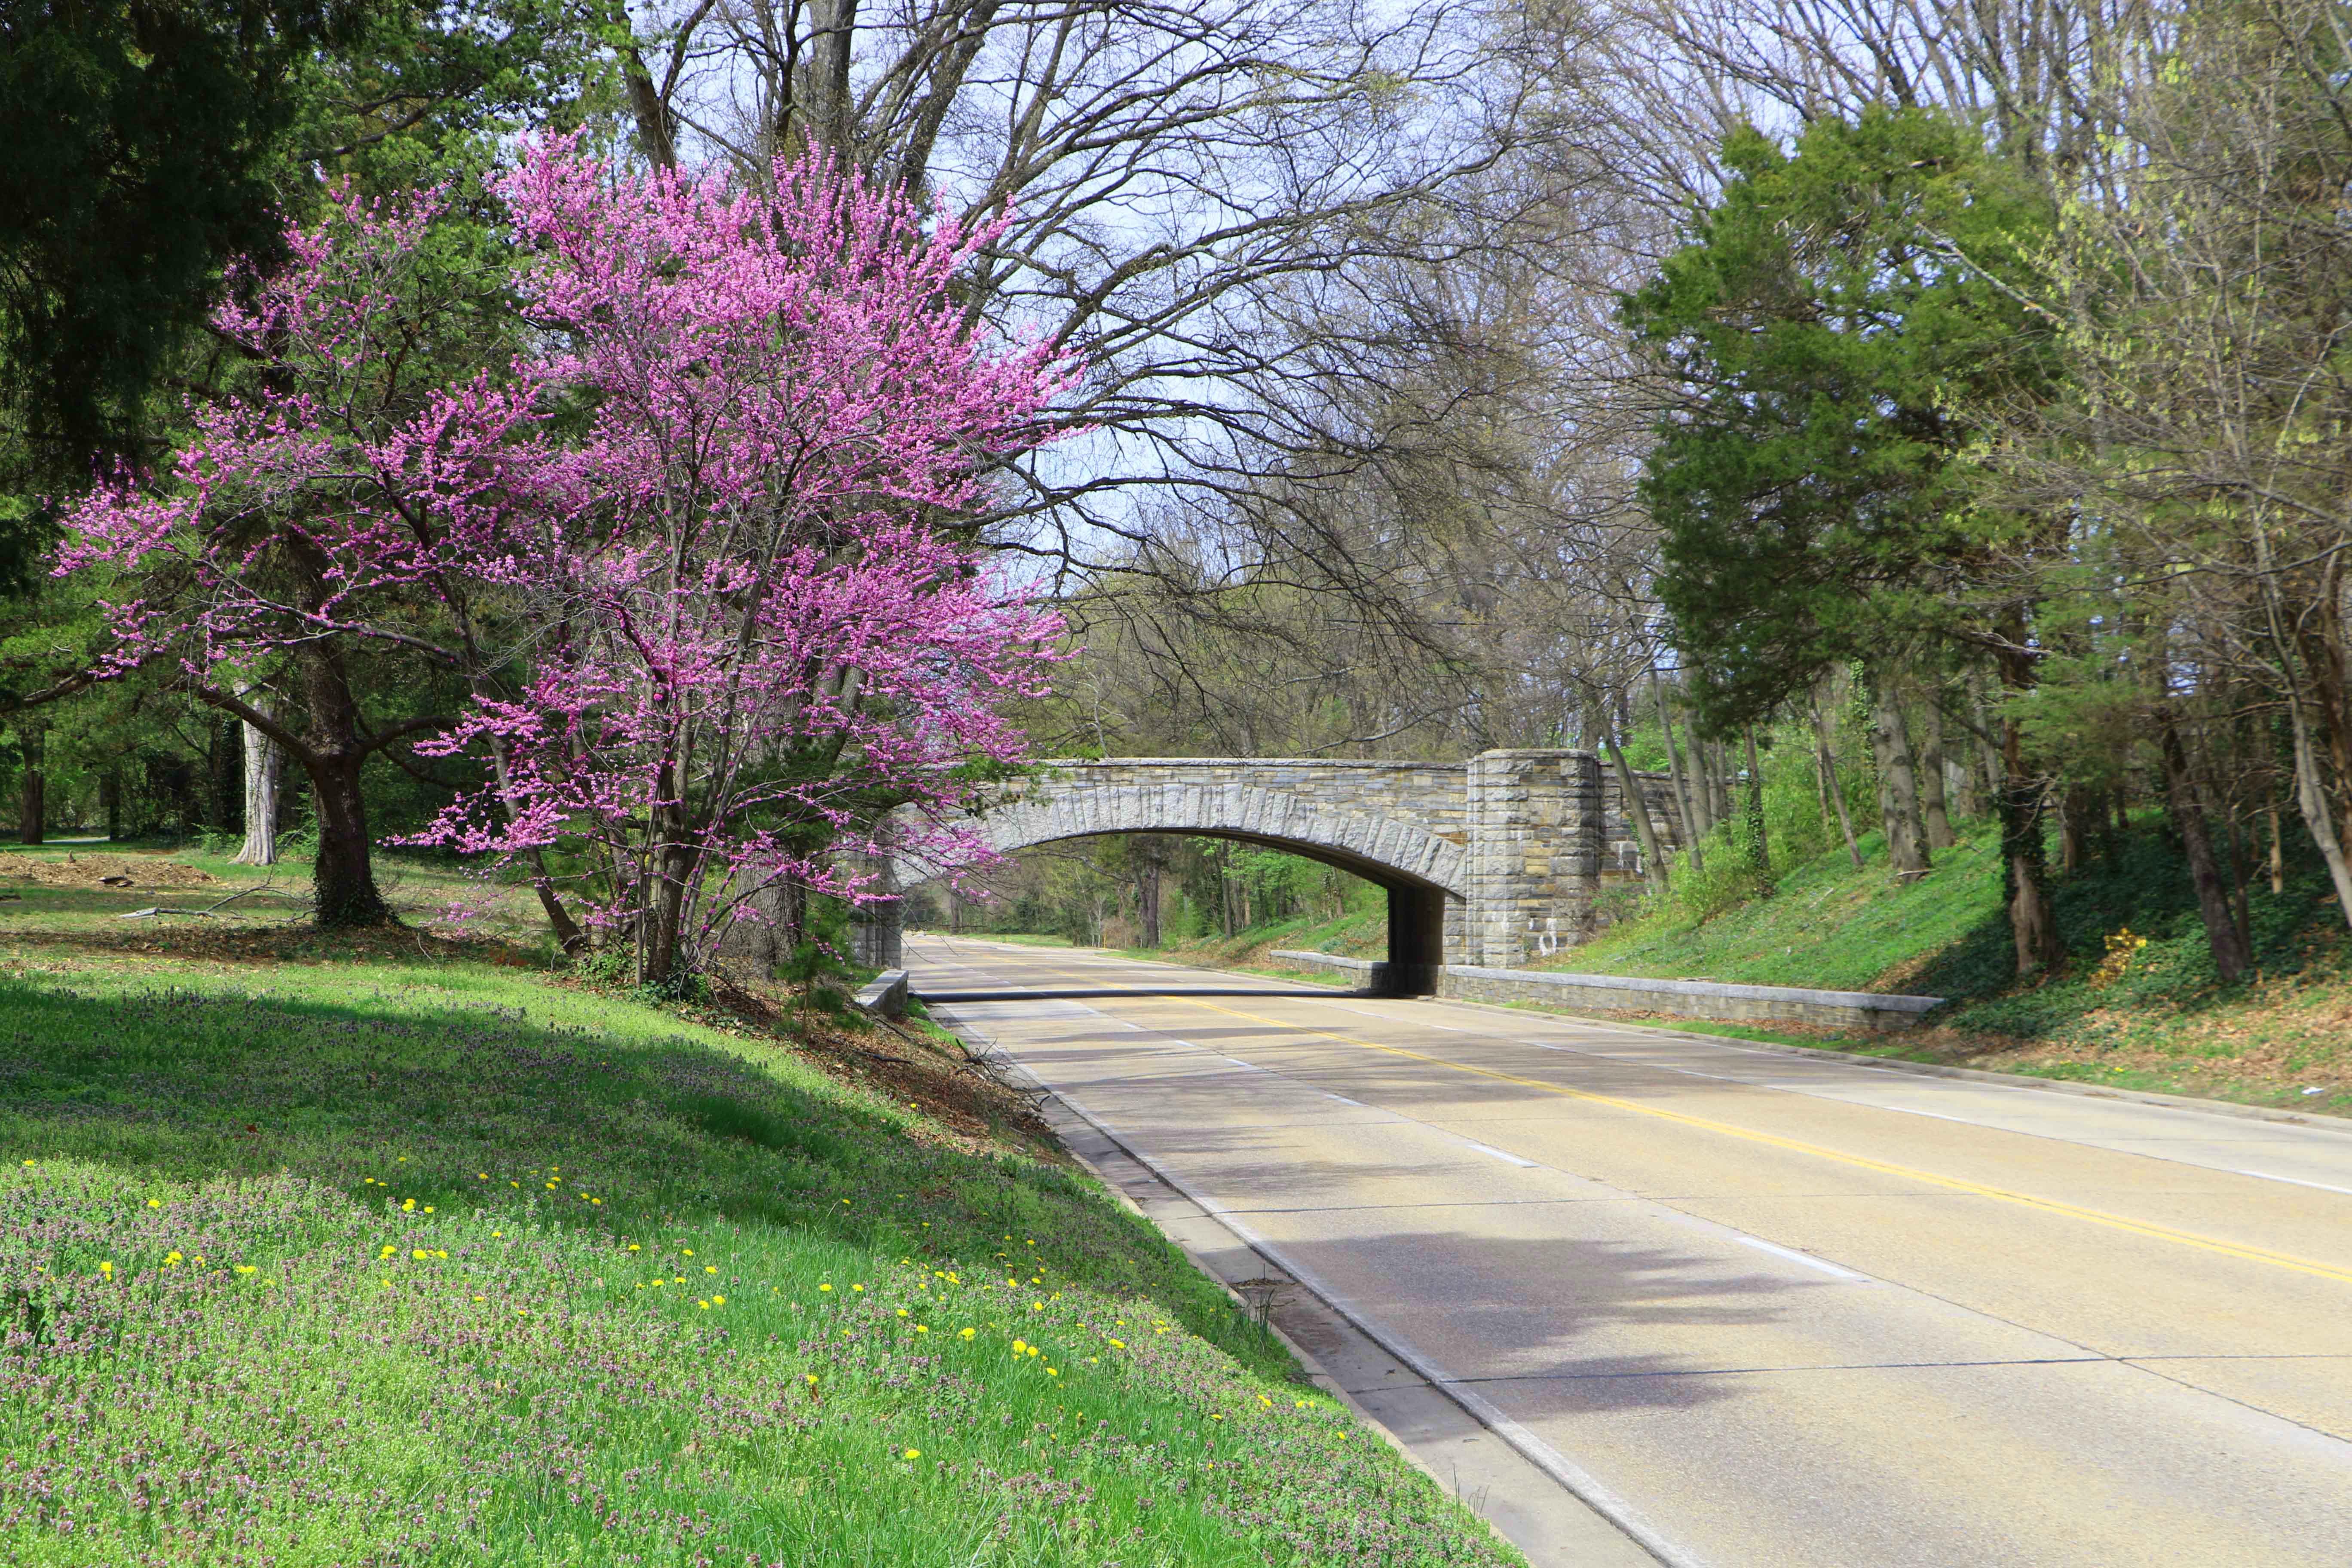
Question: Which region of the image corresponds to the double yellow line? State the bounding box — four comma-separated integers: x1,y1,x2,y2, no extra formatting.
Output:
1167,995,2352,1289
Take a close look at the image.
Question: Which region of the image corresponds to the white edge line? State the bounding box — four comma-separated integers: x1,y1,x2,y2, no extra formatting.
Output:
1727,1235,1870,1280
1033,1080,1710,1568
2230,1168,2352,1196
1460,1139,1540,1169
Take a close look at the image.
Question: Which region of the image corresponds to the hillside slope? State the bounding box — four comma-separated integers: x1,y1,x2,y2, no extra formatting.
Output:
1559,821,2352,1116
0,850,1521,1568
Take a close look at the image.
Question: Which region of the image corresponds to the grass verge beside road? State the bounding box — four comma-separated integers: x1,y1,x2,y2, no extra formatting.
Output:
0,854,1519,1567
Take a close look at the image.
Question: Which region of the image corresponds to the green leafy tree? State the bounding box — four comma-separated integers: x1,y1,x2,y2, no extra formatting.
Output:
1623,106,2067,974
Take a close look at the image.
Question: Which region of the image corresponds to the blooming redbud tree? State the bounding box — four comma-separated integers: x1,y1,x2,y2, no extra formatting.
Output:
63,141,1069,975
57,188,542,927
423,143,1069,984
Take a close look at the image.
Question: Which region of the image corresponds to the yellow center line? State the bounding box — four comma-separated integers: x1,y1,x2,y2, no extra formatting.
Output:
1161,994,2352,1289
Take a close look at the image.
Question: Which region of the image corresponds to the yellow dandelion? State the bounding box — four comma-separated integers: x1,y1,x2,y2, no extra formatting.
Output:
146,1199,160,1209
1107,1338,1124,1349
1013,1338,1028,1354
915,1325,928,1334
819,1283,833,1293
473,1295,485,1302
851,1284,864,1292
164,1252,182,1266
902,1448,920,1460
380,1245,397,1259
235,1265,256,1275
98,1260,114,1277
1046,1368,1058,1378
713,1295,725,1305
806,1374,819,1385
627,1243,640,1252
704,1265,717,1274
423,1206,434,1214
682,1248,693,1256
412,1250,429,1260
959,1327,975,1340
697,1300,710,1310
897,1308,910,1318
401,1199,415,1212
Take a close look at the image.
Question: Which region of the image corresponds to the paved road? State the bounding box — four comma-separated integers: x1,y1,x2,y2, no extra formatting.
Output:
910,936,2352,1568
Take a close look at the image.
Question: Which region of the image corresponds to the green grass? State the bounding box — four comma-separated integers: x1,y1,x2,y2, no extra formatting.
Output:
0,945,1518,1566
1554,826,2006,993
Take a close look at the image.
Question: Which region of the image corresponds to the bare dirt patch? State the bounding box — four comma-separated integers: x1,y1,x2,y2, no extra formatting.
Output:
6,852,218,890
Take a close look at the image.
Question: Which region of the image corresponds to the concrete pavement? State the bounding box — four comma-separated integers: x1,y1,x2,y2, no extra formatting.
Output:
910,935,2352,1568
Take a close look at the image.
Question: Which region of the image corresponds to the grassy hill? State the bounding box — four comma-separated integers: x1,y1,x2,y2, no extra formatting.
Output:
1547,819,2352,1116
0,844,1519,1568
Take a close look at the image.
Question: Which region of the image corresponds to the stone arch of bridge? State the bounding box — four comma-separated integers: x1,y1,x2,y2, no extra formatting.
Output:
952,781,1466,995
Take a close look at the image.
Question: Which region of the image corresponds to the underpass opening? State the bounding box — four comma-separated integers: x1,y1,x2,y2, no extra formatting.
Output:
934,827,1453,997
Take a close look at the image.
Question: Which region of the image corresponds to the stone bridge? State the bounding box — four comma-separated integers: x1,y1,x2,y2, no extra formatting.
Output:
876,750,1684,995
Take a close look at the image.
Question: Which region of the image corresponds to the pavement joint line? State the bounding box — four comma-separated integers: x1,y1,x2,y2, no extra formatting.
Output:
1161,994,2352,1289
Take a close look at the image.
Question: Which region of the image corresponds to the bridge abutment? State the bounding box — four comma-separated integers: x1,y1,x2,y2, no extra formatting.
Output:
1464,750,1605,970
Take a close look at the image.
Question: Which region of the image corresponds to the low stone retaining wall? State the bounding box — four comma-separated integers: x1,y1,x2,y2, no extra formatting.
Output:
1267,951,1942,1033
854,969,910,1019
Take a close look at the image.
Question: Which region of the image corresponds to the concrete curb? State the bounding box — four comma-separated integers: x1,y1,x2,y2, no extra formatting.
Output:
1270,949,1941,1032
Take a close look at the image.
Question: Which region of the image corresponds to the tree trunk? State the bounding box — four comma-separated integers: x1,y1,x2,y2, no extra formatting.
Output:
1133,837,1166,946
1742,726,1770,889
294,643,393,928
1812,687,1865,870
1686,716,1716,839
1653,675,1703,871
2159,718,2252,983
640,836,692,986
101,770,120,841
16,720,43,845
1605,736,1670,895
1918,698,1956,850
1868,670,1930,878
1992,625,2067,977
1969,668,2006,805
306,751,392,928
2285,686,2352,929
233,714,283,866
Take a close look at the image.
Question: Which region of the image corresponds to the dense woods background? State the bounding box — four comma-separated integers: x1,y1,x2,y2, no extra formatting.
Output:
6,0,2352,992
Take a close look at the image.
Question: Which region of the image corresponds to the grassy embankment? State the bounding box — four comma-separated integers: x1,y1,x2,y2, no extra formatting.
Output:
1119,823,2352,1118
0,843,1519,1567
